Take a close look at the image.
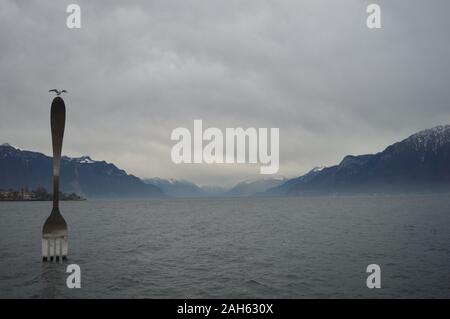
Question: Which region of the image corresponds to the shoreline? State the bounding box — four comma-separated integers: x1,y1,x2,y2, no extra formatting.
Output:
0,199,86,202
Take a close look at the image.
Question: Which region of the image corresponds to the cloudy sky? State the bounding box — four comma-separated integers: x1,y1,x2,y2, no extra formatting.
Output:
1,0,450,186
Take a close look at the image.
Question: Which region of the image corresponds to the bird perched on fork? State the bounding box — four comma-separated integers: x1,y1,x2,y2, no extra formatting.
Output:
49,89,68,96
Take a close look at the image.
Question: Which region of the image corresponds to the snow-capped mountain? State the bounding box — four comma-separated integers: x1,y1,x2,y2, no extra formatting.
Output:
403,125,450,152
265,125,450,196
0,144,163,198
63,155,97,164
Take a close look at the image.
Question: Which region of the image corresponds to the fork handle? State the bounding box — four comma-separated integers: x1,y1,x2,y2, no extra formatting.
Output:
51,97,66,209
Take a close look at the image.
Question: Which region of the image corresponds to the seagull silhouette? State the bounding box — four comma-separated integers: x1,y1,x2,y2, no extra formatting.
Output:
49,89,68,96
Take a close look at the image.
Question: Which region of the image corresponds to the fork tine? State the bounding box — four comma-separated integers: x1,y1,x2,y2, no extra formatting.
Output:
49,239,55,261
62,237,68,260
42,238,49,262
55,239,61,262
42,237,68,262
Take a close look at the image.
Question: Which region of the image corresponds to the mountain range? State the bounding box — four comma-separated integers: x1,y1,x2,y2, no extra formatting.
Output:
2,125,450,198
0,143,162,198
0,143,283,198
225,177,287,197
143,178,228,197
142,177,285,197
264,125,450,196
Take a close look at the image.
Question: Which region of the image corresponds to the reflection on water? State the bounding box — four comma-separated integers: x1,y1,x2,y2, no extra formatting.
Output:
40,262,68,298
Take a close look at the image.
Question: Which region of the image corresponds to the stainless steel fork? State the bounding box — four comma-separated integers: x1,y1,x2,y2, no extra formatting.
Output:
42,97,68,262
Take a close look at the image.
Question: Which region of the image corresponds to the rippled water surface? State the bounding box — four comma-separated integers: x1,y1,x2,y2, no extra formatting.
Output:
1,195,450,298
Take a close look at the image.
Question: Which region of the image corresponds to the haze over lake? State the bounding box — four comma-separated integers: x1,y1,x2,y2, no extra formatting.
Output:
1,195,450,298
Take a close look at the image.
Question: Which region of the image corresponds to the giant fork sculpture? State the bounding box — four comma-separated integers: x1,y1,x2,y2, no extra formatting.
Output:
42,96,68,262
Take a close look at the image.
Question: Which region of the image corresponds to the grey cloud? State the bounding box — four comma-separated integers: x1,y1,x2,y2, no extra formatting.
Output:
1,0,450,186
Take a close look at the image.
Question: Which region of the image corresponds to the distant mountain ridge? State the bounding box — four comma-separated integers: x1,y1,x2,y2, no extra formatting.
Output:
0,143,284,199
0,144,163,198
143,178,229,197
225,177,287,197
144,178,208,197
265,167,324,196
265,125,450,196
144,177,286,197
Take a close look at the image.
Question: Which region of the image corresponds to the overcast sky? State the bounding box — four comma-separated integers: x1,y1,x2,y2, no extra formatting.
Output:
1,0,450,186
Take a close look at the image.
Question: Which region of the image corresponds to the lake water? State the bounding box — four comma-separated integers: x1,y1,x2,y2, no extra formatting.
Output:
1,195,450,298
